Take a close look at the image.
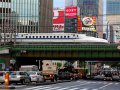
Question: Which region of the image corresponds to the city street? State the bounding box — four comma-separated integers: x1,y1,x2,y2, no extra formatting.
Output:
11,80,120,90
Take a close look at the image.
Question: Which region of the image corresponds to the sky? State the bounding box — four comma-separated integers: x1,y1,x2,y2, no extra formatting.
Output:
53,0,65,8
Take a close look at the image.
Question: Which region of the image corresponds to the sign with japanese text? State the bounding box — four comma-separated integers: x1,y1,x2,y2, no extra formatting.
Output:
53,9,64,31
65,6,77,18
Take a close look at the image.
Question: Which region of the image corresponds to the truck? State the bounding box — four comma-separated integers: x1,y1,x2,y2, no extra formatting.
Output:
19,65,39,71
42,60,57,82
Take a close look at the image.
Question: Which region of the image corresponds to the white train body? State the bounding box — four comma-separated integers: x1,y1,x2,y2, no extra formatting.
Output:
1,33,109,44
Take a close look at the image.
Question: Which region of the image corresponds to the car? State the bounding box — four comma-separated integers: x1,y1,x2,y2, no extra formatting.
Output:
93,74,105,80
58,71,74,80
0,71,5,84
10,71,31,85
27,71,44,83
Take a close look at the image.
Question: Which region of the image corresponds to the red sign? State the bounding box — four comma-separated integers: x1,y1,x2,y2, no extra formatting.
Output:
77,16,82,31
53,9,64,31
65,6,77,18
53,10,64,24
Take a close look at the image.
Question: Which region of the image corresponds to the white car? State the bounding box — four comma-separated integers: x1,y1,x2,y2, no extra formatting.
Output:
28,71,44,83
0,71,5,84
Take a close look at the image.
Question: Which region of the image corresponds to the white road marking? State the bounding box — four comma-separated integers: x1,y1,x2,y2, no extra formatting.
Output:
55,87,70,90
33,87,60,90
98,83,112,89
68,88,78,90
24,86,50,90
115,83,119,85
80,88,88,90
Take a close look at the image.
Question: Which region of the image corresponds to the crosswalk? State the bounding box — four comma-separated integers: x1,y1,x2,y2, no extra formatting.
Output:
21,86,97,90
10,81,120,90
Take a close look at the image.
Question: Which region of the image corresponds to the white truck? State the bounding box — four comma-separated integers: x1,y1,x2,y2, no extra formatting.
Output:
19,65,39,71
42,60,57,82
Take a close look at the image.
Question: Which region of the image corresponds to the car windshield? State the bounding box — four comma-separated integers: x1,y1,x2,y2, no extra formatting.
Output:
0,72,4,76
28,71,36,75
10,72,17,75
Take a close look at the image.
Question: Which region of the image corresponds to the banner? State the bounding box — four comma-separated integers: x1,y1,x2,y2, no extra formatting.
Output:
65,6,77,18
53,9,64,31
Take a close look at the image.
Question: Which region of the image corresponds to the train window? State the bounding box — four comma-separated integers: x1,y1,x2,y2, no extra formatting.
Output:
54,36,55,38
57,36,59,38
26,36,28,38
29,36,31,38
33,36,34,38
36,36,38,38
68,36,70,38
7,35,9,37
50,36,52,38
21,35,23,37
43,36,45,38
61,36,62,38
64,36,66,38
47,36,49,38
39,36,41,38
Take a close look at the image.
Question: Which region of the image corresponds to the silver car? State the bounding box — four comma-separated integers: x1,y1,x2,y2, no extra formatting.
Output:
28,71,44,83
0,71,5,84
10,71,31,84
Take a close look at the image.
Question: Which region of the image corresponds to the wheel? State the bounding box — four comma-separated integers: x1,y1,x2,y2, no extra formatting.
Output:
22,80,25,85
36,79,39,83
51,79,54,82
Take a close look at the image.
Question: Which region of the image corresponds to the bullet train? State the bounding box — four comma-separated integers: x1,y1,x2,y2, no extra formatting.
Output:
1,33,109,44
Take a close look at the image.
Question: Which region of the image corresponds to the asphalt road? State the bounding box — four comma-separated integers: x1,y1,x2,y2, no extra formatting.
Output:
1,80,120,90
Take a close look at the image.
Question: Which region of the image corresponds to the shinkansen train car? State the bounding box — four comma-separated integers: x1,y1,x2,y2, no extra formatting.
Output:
1,33,109,44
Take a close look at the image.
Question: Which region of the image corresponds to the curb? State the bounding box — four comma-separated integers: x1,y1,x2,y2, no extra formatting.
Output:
0,86,16,89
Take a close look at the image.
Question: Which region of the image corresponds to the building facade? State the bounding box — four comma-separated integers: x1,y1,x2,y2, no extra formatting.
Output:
0,0,53,69
106,0,120,43
65,0,103,38
0,0,53,34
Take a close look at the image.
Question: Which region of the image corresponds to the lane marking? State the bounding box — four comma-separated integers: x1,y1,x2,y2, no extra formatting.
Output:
115,83,119,85
24,86,50,90
33,87,60,90
68,88,78,90
98,83,112,89
80,88,88,90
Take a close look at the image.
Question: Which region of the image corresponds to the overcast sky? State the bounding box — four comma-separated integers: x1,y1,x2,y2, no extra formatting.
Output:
53,0,65,8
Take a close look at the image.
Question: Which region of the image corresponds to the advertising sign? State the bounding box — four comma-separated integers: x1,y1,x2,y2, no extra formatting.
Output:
82,16,96,32
65,6,77,18
53,9,64,31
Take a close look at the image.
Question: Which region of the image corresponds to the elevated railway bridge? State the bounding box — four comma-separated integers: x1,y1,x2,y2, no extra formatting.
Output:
8,44,120,60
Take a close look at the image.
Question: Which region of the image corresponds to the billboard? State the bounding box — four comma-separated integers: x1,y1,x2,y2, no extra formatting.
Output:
65,6,77,18
53,9,64,32
81,16,97,32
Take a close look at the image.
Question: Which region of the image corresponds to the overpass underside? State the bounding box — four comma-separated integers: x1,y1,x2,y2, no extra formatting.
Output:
11,44,120,60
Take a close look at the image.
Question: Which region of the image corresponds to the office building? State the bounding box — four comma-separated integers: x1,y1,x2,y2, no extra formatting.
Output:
106,0,120,43
0,0,53,34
